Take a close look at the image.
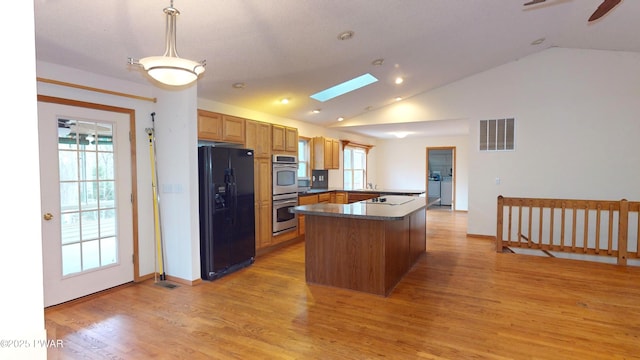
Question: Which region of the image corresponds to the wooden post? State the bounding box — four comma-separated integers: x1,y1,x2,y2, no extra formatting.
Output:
618,199,629,266
496,195,504,252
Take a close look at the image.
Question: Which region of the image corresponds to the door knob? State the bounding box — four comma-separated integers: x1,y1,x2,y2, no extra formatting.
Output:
43,213,54,221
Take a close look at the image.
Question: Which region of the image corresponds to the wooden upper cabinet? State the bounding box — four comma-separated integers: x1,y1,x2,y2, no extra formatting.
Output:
285,127,298,153
272,125,285,152
245,120,271,158
197,110,223,141
272,124,298,155
221,115,245,143
313,136,340,170
331,139,340,168
197,110,245,144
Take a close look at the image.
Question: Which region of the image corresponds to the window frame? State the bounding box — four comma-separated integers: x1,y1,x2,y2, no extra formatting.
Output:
297,136,311,179
343,145,368,190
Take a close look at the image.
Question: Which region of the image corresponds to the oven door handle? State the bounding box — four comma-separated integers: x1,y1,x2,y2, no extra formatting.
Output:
273,199,298,206
273,164,298,170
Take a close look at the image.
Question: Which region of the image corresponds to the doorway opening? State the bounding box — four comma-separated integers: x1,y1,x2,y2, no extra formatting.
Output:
426,147,455,211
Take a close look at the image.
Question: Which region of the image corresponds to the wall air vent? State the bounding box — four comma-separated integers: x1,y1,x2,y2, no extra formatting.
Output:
479,118,515,151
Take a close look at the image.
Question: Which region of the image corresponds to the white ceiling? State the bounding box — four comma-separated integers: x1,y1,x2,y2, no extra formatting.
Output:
34,0,640,139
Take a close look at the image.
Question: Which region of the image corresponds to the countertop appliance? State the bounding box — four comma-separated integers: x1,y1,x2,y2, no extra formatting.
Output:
272,154,298,235
198,146,255,281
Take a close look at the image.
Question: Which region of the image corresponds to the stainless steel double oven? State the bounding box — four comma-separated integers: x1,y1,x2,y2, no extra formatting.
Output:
272,154,298,235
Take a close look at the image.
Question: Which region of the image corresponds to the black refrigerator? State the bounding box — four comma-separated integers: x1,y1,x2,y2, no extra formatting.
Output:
198,146,255,281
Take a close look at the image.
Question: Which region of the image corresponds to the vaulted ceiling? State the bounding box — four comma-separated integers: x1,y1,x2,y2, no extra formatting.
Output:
34,0,640,138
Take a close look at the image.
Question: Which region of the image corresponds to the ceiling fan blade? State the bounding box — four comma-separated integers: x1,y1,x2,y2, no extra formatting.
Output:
524,0,546,5
588,0,622,22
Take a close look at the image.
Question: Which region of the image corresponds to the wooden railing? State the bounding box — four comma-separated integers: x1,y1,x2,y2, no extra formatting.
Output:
496,196,640,265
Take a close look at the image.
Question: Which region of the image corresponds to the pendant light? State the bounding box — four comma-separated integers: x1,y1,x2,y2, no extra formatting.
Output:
128,1,205,86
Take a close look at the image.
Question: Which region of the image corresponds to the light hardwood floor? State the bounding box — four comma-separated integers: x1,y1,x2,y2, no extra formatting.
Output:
45,211,640,359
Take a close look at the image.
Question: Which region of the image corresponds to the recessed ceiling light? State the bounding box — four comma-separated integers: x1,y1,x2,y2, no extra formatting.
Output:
232,82,246,89
310,73,378,102
337,117,344,122
531,37,545,45
395,97,403,101
280,98,290,104
395,77,404,85
337,30,354,41
312,109,321,114
391,132,411,138
372,58,385,66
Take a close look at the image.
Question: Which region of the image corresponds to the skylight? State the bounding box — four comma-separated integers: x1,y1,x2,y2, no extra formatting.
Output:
310,73,378,102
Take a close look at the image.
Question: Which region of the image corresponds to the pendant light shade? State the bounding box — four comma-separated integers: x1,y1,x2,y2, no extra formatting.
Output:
129,2,205,86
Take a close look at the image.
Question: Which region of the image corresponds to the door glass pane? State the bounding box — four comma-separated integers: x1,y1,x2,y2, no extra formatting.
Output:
62,243,81,276
57,118,118,277
101,237,117,266
60,213,80,245
58,151,78,181
100,209,116,238
82,240,100,270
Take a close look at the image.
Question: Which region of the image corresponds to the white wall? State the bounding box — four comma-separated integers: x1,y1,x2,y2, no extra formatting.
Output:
465,48,640,236
0,2,46,359
36,62,157,278
374,135,469,210
381,47,640,236
153,87,201,281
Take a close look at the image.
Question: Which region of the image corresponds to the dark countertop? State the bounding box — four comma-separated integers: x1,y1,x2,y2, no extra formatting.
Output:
290,195,426,220
299,188,425,196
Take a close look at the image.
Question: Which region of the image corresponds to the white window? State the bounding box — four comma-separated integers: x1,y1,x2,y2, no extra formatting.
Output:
298,138,310,178
343,146,367,190
479,118,515,151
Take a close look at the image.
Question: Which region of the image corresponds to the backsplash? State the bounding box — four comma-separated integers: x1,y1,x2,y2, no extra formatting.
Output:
311,170,328,189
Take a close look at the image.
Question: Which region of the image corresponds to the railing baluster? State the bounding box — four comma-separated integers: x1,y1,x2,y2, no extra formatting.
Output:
496,195,504,252
518,200,523,245
572,205,577,251
607,204,614,255
618,199,628,265
538,205,544,248
583,204,589,253
549,203,555,249
496,197,639,265
528,203,533,248
507,204,513,245
595,204,602,254
560,201,566,250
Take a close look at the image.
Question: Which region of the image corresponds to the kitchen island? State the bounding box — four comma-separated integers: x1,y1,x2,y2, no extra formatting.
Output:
290,195,426,296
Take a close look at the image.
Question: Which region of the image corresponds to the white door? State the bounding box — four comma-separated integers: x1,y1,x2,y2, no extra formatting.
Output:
38,101,134,307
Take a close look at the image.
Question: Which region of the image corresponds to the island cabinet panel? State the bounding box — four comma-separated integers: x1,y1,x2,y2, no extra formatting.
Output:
409,208,427,263
305,215,416,296
305,216,387,295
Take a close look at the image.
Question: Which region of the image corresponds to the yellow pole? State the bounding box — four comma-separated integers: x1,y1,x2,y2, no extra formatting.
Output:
147,128,164,278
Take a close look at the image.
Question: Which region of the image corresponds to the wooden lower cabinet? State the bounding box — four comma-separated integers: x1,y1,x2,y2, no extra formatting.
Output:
254,158,272,250
330,192,347,204
298,194,320,237
346,192,377,203
256,202,271,249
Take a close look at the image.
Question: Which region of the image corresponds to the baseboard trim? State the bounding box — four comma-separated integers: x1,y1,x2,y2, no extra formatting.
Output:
45,282,135,311
467,233,496,241
164,274,202,286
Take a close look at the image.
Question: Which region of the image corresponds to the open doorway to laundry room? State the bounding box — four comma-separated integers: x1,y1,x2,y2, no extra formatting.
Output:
426,147,455,211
